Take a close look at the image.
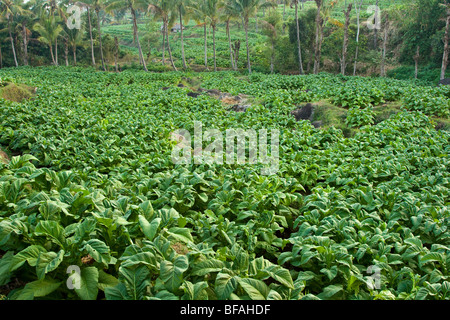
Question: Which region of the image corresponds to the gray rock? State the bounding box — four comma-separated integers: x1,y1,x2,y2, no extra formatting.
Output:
291,103,314,121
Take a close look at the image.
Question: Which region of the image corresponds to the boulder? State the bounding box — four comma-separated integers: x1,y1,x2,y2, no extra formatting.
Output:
291,103,314,121
187,92,201,98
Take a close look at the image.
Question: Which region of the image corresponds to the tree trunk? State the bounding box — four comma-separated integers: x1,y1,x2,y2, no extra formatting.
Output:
414,45,420,79
49,43,56,65
55,36,58,66
341,3,352,75
441,5,450,81
353,0,363,76
161,20,166,65
73,45,77,66
87,7,96,66
380,15,389,77
114,36,119,72
96,9,106,71
204,22,208,69
295,1,304,74
64,37,69,66
226,20,235,70
179,7,187,69
313,0,323,74
270,39,275,74
0,45,3,68
374,0,379,49
165,19,177,71
131,7,148,71
22,22,29,66
8,19,18,67
232,40,240,70
212,24,217,71
245,18,251,74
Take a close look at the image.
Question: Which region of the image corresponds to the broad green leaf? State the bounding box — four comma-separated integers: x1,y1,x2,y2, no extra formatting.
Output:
160,255,189,293
237,277,270,300
35,220,66,249
81,239,113,265
181,280,209,300
167,227,193,244
10,245,47,272
36,250,65,280
120,265,150,300
98,270,119,291
263,264,294,289
74,267,99,300
105,282,130,300
317,284,344,300
215,269,237,300
15,278,61,300
191,258,226,276
0,251,14,285
139,215,161,241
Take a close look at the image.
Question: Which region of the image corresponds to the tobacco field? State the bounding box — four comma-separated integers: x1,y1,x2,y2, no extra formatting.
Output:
0,67,449,300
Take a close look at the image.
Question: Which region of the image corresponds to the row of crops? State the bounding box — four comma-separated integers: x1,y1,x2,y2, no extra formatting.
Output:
0,67,449,300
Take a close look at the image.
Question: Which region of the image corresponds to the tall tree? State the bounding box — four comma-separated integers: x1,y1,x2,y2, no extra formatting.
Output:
313,0,337,74
107,0,148,71
261,9,281,73
236,0,275,73
340,2,352,75
148,0,177,71
203,0,222,71
66,27,84,65
221,0,240,70
0,0,21,67
352,0,363,75
89,0,107,70
441,0,450,80
175,0,190,69
293,0,304,74
33,15,63,65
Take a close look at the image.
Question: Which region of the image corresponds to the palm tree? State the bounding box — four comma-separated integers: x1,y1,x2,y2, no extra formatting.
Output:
16,0,35,66
221,0,240,70
292,0,304,74
147,0,177,71
33,15,63,65
86,0,107,70
235,0,275,73
42,0,66,66
203,0,222,71
66,26,84,65
261,9,281,73
107,0,148,71
174,0,190,69
189,0,211,70
0,0,22,67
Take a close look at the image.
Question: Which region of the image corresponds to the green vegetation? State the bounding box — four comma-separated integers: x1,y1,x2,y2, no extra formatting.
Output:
0,67,449,300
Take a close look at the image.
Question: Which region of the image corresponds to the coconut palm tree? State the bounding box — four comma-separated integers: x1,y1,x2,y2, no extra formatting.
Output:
0,0,23,67
189,0,211,70
174,0,191,69
85,0,107,70
147,0,177,71
235,0,275,73
202,0,222,71
33,15,63,65
66,26,85,65
106,0,148,71
221,0,240,70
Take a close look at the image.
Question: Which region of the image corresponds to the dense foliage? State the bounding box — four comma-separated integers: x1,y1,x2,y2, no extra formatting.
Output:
0,67,449,300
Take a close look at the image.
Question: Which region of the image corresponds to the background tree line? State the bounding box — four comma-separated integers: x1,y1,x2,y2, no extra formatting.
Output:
1,0,449,82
